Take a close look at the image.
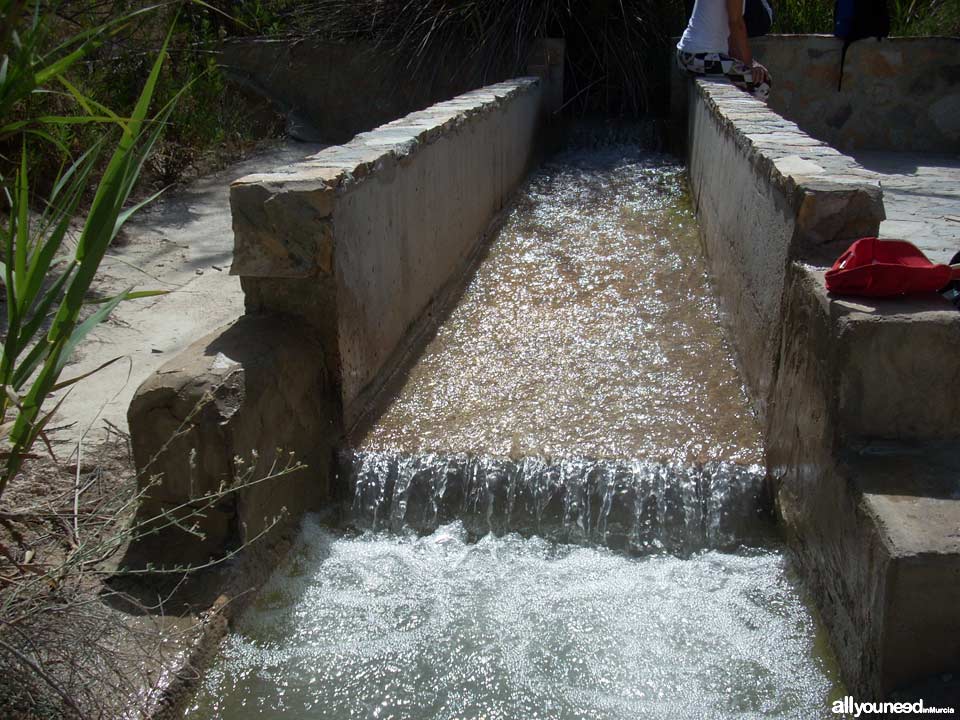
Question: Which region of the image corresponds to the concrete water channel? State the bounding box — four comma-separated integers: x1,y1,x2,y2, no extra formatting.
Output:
123,35,960,717
185,142,841,719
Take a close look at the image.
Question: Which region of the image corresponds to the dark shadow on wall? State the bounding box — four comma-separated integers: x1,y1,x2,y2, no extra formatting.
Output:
220,39,516,145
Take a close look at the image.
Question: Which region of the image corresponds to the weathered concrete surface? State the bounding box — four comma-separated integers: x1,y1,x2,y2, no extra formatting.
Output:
219,40,502,144
809,272,960,443
231,78,545,429
685,70,960,698
687,77,882,415
125,314,337,567
752,35,960,153
854,151,960,265
220,39,563,145
768,264,960,697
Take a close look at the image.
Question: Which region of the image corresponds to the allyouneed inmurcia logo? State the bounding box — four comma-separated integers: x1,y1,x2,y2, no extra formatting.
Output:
831,696,956,716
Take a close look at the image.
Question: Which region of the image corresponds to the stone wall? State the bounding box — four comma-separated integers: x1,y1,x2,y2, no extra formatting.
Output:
231,78,545,430
751,35,960,153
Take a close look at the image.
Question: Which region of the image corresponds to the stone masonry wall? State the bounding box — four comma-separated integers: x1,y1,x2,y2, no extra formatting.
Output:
751,35,960,153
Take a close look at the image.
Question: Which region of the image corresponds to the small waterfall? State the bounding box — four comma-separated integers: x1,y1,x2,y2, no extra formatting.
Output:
340,449,772,554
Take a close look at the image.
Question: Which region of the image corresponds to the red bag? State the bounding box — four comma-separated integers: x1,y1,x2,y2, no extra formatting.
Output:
824,238,959,298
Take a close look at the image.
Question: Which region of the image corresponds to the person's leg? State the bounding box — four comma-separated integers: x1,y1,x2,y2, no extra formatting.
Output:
677,50,770,101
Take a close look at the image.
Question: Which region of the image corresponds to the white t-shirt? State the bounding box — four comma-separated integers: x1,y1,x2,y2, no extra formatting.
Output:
677,0,735,55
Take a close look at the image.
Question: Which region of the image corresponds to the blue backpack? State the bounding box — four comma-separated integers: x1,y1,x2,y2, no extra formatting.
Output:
744,0,774,37
835,0,891,90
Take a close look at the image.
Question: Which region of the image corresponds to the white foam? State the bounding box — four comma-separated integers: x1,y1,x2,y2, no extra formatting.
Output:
188,518,839,719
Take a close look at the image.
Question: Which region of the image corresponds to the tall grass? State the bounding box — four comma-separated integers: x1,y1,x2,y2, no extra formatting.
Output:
772,0,832,34
2,0,281,201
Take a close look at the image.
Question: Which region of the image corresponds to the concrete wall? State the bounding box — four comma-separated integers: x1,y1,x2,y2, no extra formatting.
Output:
768,265,960,698
687,77,882,415
219,39,497,144
684,74,960,699
221,39,566,145
127,77,548,568
231,78,545,430
751,35,960,153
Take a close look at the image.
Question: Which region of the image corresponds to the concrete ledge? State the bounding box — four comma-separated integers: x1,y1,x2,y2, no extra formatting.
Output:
687,69,960,698
230,78,545,428
858,450,960,695
806,270,960,443
125,315,337,567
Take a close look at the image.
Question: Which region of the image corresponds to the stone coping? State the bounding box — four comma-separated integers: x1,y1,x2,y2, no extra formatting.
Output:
693,77,881,199
693,78,887,257
230,77,541,211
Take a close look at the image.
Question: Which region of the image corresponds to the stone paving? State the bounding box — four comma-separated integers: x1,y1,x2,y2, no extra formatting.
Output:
853,151,960,265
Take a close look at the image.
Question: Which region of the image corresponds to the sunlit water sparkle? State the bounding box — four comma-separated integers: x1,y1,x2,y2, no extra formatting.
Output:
187,520,838,719
358,147,762,464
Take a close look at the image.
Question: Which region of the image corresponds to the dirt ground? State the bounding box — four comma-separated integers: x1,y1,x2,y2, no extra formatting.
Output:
46,138,325,458
0,438,196,719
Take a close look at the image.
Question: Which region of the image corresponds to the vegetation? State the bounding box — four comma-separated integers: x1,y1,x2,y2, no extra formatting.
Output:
2,1,281,199
0,0,180,494
0,3,294,716
774,0,960,35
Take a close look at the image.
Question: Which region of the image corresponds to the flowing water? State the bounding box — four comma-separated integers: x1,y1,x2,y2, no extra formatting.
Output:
358,149,760,463
187,143,841,718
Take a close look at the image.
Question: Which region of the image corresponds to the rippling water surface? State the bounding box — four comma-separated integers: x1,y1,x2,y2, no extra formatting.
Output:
359,148,762,463
187,520,838,719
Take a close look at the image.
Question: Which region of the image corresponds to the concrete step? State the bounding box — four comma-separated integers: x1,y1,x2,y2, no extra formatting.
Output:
846,443,960,696
801,267,960,444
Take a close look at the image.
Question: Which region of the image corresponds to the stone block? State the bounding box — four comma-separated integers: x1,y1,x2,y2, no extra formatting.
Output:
793,181,885,255
803,269,960,443
125,314,338,568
